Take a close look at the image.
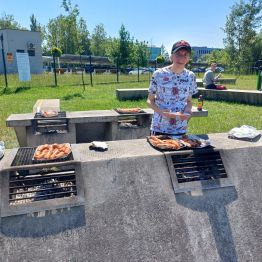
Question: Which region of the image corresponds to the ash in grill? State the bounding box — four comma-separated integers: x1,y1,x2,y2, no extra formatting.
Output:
1,148,84,217
118,114,151,129
172,151,227,183
9,166,77,205
165,149,234,193
33,111,68,134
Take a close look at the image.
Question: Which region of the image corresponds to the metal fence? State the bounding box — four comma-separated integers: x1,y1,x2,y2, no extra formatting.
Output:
0,54,261,90
0,55,161,89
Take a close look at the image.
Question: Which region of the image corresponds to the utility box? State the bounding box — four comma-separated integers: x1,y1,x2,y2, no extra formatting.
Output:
0,29,43,74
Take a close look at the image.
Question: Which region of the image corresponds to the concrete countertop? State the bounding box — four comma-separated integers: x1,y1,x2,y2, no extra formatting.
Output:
6,107,208,127
1,132,261,170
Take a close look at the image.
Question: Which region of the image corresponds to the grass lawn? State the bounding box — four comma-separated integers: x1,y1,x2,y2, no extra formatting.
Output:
1,73,262,149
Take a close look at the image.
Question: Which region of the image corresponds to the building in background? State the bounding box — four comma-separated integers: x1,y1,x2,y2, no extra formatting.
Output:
191,46,222,61
148,46,161,60
0,29,43,74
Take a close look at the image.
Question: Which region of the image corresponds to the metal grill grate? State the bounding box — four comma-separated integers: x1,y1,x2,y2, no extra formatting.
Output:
33,111,68,134
9,167,77,205
165,149,234,193
11,147,73,166
34,111,67,119
172,151,227,183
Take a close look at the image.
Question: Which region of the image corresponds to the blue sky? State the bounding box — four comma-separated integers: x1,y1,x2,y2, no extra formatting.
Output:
2,0,238,54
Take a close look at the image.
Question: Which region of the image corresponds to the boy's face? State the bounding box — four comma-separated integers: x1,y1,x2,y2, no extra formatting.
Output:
171,49,190,65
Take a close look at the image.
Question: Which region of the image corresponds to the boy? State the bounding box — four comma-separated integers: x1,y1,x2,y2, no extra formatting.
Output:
147,40,198,136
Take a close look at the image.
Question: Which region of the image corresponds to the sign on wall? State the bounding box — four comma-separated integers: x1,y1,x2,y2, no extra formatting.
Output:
16,52,31,81
7,52,13,63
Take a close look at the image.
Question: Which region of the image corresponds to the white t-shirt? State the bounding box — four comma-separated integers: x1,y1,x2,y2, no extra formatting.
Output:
148,67,198,135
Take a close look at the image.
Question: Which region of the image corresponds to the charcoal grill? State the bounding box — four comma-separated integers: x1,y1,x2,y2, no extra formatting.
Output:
165,148,234,193
117,113,151,129
1,147,84,217
32,111,68,134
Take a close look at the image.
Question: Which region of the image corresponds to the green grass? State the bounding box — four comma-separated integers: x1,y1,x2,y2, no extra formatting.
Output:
0,73,261,149
0,72,259,90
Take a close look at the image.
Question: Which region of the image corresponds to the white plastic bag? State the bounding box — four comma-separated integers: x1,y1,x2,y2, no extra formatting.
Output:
228,125,261,140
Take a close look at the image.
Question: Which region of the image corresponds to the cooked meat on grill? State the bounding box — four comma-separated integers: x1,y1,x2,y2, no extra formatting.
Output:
181,136,202,148
41,110,58,118
149,136,181,150
33,143,71,160
116,108,142,113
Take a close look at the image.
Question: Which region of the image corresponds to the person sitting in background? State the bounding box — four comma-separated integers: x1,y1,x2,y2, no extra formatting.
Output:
203,63,222,89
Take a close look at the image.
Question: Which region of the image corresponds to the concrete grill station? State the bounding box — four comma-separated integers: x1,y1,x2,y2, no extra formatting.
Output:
6,99,208,147
1,100,262,261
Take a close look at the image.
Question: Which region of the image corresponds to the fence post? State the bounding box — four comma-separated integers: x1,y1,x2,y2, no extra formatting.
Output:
116,58,119,83
137,59,140,82
89,55,93,87
0,34,8,89
53,54,57,86
257,69,262,91
80,54,85,91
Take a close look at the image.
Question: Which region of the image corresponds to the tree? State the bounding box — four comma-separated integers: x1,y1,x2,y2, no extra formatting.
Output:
45,0,90,55
133,40,150,67
90,23,107,56
118,24,133,66
30,14,41,31
161,44,170,61
0,13,25,29
106,24,134,67
223,0,262,72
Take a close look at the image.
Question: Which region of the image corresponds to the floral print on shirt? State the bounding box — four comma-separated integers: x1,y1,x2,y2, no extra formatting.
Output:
148,67,198,134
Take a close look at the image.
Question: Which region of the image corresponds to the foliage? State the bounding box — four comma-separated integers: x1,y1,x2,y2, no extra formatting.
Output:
90,23,107,56
30,14,46,46
133,40,150,67
199,49,230,66
223,0,262,72
106,24,134,67
160,44,170,61
46,0,90,55
0,12,26,30
51,47,62,57
156,55,165,64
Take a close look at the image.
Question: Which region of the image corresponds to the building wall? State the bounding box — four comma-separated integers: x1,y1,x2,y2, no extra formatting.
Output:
192,46,221,61
148,46,161,60
0,29,43,74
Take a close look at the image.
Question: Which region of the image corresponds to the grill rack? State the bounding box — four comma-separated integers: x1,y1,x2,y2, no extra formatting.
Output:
11,147,73,167
1,150,85,217
165,148,234,193
33,111,68,134
9,167,77,205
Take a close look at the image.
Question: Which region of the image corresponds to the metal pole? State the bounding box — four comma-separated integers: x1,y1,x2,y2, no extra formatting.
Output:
137,59,140,82
89,55,93,87
116,58,119,83
80,54,85,92
0,34,8,88
53,54,57,86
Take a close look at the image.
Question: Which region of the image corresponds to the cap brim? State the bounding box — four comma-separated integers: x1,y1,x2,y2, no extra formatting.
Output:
172,46,191,54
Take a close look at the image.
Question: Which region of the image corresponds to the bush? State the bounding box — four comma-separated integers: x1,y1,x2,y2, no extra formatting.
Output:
51,47,62,57
156,55,165,64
